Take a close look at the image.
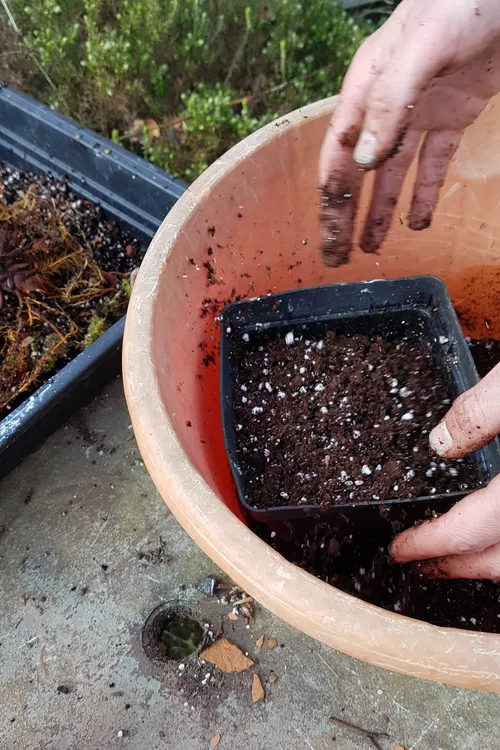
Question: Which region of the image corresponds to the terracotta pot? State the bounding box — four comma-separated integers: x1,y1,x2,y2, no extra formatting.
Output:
123,95,500,692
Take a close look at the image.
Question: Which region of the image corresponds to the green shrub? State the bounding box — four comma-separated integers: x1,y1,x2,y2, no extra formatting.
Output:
5,0,371,180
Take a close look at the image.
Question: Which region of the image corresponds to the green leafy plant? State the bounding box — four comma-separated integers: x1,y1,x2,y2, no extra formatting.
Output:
6,0,374,180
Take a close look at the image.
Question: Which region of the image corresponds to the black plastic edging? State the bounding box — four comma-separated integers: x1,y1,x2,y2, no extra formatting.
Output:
0,87,186,480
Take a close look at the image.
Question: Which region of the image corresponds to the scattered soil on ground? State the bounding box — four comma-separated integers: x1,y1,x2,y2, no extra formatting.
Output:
231,328,482,510
0,164,141,419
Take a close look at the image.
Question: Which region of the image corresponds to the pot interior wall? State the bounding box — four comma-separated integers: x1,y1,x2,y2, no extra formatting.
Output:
151,98,500,520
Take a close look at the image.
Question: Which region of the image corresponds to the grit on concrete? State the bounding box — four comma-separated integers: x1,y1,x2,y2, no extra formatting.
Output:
1,377,499,750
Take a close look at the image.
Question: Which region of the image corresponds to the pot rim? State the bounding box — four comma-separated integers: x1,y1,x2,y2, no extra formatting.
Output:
124,96,500,692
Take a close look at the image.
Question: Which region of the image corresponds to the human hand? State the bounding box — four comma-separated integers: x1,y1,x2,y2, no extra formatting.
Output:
319,0,500,267
390,362,500,579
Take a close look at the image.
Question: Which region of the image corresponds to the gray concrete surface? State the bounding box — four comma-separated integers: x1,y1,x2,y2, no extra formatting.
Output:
1,377,499,750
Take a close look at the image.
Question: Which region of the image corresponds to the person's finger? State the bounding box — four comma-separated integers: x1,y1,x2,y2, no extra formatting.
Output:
429,361,500,458
359,128,420,254
419,542,500,580
353,32,445,169
319,156,364,267
319,31,384,187
318,33,388,266
390,475,500,563
409,129,462,230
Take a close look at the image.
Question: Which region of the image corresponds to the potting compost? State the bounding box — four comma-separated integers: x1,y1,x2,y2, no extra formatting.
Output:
230,327,500,632
0,164,141,419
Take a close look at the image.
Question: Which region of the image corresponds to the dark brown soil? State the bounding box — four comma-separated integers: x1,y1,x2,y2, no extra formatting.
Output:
237,333,500,632
468,338,500,378
231,329,481,510
0,164,141,419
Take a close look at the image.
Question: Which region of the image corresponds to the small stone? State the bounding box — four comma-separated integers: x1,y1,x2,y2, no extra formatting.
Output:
268,670,278,684
285,331,294,346
251,674,265,703
242,333,250,342
361,465,372,476
401,411,414,421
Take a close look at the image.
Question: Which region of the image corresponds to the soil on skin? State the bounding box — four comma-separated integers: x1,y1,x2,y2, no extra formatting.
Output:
0,165,141,420
231,329,482,510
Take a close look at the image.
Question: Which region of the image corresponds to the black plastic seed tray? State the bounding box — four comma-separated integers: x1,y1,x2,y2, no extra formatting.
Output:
220,276,500,529
0,87,186,480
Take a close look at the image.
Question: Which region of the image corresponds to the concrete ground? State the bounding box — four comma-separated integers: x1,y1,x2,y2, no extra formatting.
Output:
1,377,499,750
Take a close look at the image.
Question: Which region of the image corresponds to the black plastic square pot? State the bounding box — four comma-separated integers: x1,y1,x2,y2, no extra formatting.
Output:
0,87,186,479
220,276,500,530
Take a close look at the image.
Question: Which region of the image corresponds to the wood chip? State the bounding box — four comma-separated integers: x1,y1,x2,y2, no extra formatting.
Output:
256,635,265,649
267,638,278,649
251,674,265,703
227,612,238,621
210,676,217,684
395,746,406,750
200,638,254,673
268,670,278,684
211,733,221,748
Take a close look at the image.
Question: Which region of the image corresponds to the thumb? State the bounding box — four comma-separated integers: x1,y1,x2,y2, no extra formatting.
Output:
429,361,500,458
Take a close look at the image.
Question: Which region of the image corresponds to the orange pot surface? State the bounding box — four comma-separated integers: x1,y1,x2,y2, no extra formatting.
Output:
124,96,500,692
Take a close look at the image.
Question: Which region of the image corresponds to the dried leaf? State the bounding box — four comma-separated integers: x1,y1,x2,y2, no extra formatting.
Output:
227,612,238,621
211,733,221,748
267,638,278,649
251,674,265,703
200,638,254,673
256,635,265,649
128,118,160,144
239,601,255,623
215,624,224,638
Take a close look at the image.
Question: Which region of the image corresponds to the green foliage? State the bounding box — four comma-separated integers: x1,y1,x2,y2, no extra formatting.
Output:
84,315,107,347
143,84,277,181
7,0,372,181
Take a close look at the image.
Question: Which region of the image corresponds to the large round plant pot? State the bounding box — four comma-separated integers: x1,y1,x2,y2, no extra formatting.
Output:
123,95,500,692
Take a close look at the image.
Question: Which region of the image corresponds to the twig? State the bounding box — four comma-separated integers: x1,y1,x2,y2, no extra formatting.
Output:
330,716,390,750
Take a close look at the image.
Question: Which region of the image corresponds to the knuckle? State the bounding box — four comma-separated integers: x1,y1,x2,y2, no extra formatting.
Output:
367,85,393,119
440,512,476,554
451,390,487,438
478,549,500,581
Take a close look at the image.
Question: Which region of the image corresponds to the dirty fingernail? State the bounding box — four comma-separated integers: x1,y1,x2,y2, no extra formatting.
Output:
429,421,452,456
353,131,377,166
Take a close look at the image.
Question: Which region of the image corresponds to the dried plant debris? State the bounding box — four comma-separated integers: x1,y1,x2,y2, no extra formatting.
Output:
136,536,169,565
216,583,255,624
0,165,140,419
210,733,221,748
